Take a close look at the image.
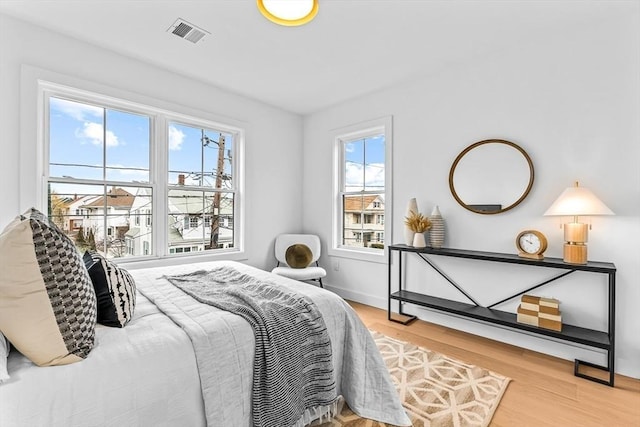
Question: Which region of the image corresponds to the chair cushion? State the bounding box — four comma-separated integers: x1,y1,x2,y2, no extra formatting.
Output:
285,244,313,268
84,250,136,328
0,208,97,366
272,266,327,281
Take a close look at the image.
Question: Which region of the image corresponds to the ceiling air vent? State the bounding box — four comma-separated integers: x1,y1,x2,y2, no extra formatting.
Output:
167,18,209,44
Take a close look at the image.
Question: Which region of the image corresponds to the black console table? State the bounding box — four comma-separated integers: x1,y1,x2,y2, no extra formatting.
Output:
387,244,616,386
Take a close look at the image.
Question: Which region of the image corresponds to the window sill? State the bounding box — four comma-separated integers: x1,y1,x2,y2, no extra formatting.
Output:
115,249,247,270
327,247,387,264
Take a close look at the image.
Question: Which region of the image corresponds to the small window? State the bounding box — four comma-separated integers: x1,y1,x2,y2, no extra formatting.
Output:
332,116,391,261
189,216,199,229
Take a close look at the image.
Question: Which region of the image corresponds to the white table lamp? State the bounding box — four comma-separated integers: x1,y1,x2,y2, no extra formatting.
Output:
543,182,614,264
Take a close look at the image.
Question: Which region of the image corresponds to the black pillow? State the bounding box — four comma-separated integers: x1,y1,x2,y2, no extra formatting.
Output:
83,251,136,328
285,244,313,269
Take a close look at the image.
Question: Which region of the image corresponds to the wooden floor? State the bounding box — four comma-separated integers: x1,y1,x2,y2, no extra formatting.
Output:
348,301,640,427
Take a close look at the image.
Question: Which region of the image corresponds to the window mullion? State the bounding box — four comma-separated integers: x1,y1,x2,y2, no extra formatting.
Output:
154,115,167,257
102,108,108,255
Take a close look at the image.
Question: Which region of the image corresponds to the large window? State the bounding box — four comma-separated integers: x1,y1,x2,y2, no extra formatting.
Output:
333,117,392,260
43,83,243,260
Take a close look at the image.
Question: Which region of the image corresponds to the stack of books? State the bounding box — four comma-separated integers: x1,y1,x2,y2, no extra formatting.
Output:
516,294,562,331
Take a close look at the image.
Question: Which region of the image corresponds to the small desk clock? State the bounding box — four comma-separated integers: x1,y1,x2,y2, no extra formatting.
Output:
516,230,548,259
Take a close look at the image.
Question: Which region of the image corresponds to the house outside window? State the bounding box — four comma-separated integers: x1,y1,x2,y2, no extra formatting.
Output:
41,81,244,260
331,116,392,262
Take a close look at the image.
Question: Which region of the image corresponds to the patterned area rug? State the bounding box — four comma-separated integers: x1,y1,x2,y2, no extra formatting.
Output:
319,331,510,427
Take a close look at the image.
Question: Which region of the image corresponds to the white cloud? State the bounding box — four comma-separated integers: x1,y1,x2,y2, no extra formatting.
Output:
345,162,384,189
75,122,120,147
169,125,185,150
50,97,102,121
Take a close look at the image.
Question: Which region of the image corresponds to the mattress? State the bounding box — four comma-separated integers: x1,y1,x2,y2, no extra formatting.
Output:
0,260,409,427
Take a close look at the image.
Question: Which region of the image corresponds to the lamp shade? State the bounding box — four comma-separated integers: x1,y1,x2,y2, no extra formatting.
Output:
543,182,614,216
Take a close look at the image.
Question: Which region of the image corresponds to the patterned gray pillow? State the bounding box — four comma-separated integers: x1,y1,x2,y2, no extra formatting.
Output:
84,250,136,328
0,208,97,366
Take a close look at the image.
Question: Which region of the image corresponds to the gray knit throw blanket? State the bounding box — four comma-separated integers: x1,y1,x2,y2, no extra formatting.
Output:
164,267,339,427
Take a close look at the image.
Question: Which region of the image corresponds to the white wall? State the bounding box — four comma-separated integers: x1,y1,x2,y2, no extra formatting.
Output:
0,14,304,270
303,7,640,377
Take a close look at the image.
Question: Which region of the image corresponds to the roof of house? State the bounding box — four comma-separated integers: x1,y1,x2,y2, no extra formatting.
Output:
168,190,234,215
83,187,135,209
344,195,383,212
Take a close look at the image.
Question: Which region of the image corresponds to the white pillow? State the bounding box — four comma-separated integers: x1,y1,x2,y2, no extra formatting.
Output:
0,208,97,366
0,332,9,383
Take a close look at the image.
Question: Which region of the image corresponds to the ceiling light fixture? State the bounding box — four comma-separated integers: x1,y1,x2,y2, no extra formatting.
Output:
257,0,319,26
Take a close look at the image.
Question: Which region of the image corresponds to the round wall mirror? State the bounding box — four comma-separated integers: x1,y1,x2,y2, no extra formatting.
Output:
449,139,534,214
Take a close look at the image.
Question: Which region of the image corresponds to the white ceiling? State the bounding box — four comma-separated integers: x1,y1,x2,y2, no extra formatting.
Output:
0,0,611,115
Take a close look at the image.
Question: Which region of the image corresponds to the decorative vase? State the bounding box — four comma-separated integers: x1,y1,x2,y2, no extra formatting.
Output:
404,198,418,246
412,232,427,248
429,205,445,248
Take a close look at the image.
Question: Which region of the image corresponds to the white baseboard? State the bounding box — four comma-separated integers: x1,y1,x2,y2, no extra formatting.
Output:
323,282,387,309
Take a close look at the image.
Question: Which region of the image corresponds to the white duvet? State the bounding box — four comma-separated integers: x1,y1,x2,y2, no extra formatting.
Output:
0,260,410,427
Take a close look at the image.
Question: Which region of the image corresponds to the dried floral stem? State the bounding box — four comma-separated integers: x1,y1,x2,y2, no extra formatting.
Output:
404,211,432,233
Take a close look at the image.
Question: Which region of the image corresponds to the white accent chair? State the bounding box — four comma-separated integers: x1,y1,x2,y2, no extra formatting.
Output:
271,234,327,288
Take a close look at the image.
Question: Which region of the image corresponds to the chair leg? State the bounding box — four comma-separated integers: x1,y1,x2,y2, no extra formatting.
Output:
318,277,324,288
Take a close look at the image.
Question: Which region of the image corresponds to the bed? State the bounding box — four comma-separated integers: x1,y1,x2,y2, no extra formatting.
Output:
0,260,410,427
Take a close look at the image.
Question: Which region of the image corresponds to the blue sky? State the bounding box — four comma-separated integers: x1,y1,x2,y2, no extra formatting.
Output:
344,135,385,192
49,97,234,192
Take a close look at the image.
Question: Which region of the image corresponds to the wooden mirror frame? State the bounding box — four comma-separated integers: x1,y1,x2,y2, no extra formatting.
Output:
448,139,534,215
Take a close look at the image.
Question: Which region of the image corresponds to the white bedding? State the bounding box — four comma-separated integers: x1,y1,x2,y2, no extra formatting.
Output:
0,260,410,427
1,291,205,427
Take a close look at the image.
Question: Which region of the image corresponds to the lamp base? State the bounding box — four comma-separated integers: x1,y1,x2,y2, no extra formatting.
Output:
564,243,587,264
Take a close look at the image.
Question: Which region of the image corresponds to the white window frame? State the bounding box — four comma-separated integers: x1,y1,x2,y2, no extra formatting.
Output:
34,78,245,265
330,116,392,263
